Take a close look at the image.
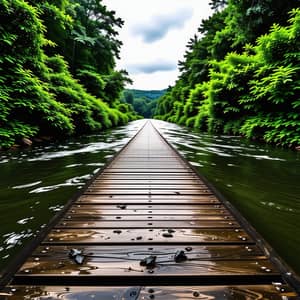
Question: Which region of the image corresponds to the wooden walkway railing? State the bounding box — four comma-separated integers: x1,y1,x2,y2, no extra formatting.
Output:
0,121,299,299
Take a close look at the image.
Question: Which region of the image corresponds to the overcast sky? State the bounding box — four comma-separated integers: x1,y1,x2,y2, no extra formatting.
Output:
102,0,213,90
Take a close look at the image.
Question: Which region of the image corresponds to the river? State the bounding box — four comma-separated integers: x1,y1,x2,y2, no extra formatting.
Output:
0,119,299,276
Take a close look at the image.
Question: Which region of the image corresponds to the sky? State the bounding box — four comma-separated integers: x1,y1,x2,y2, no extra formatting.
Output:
102,0,213,90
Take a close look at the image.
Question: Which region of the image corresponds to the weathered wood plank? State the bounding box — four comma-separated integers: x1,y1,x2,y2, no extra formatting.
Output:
103,169,193,173
76,194,220,205
69,204,225,210
3,285,297,300
110,161,185,165
56,220,240,229
84,189,213,195
99,174,198,178
43,228,251,244
14,245,277,281
32,244,266,260
63,214,234,221
93,180,204,185
65,208,230,216
88,185,207,191
113,157,181,159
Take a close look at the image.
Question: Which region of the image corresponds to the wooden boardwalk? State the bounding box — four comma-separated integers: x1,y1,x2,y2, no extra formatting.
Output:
0,121,299,299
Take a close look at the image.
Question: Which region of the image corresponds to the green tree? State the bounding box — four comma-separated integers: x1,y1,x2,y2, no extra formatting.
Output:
0,0,135,148
155,2,300,147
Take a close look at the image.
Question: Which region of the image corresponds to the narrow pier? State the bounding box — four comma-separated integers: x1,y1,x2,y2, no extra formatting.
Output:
0,121,299,299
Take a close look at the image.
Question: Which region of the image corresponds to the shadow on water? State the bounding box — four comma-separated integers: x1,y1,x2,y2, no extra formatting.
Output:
153,120,300,276
0,120,146,272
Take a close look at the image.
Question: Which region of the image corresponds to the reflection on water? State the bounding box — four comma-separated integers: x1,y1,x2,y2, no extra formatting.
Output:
152,120,300,275
0,120,145,271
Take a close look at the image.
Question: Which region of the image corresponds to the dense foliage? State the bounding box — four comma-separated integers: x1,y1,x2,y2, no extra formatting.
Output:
155,0,300,147
0,0,137,148
122,89,166,118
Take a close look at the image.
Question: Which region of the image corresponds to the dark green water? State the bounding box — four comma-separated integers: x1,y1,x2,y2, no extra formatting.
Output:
0,119,299,277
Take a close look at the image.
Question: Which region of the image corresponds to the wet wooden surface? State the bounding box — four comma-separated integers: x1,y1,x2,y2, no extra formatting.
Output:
15,245,278,282
1,121,299,298
1,284,298,300
57,220,240,228
77,194,220,204
43,228,252,244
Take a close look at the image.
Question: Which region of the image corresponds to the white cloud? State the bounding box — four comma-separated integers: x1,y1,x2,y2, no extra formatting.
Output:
132,8,193,43
102,0,212,90
126,60,177,74
131,70,180,90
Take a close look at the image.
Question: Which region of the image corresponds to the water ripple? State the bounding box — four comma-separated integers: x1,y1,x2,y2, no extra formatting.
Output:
65,164,83,168
3,230,33,248
86,163,104,167
240,154,286,161
27,141,123,162
29,174,92,193
12,181,42,189
49,205,64,212
17,217,34,225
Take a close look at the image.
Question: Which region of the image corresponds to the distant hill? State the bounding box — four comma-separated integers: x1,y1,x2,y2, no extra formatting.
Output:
126,89,167,101
122,89,167,118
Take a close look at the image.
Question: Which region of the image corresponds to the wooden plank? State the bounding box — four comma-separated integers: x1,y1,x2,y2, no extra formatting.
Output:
110,161,185,165
2,285,297,299
63,215,234,221
65,208,229,216
101,172,197,175
89,184,207,189
69,204,225,210
99,175,198,179
112,157,181,160
103,169,192,173
14,245,278,282
109,166,188,169
77,199,220,204
92,180,204,185
77,194,220,205
84,189,213,195
117,158,181,161
98,177,199,181
110,164,187,168
32,244,266,260
111,162,185,164
56,220,240,229
42,228,251,244
117,156,180,158
77,194,219,199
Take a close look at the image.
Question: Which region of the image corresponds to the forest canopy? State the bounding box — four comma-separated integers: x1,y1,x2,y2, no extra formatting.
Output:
1,0,300,148
0,0,138,148
155,0,300,147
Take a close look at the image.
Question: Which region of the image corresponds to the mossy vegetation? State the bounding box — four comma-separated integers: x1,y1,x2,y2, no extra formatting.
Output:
0,0,138,148
155,1,300,147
